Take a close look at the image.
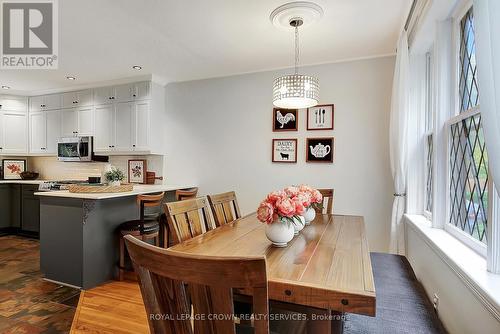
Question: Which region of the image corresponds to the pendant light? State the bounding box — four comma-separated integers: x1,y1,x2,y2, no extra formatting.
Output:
271,2,322,109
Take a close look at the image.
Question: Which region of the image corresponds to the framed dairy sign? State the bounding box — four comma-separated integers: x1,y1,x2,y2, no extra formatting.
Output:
272,139,297,163
306,137,334,163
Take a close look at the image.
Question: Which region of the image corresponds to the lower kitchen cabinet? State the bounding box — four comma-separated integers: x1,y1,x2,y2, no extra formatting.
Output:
21,185,40,235
0,184,39,237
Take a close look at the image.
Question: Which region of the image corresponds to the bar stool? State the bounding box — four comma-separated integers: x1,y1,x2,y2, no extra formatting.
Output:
118,192,165,281
175,187,199,201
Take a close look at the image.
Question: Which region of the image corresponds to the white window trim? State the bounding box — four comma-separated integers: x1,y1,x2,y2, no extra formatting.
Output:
423,130,433,220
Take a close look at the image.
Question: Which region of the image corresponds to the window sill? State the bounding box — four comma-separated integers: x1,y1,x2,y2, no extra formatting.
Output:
405,214,500,321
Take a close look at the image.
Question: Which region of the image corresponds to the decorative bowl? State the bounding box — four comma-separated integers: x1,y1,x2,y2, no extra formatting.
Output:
19,171,39,180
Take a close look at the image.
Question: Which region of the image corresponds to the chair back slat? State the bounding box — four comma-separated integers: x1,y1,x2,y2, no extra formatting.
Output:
175,187,199,201
317,188,334,214
165,198,214,245
207,191,242,227
137,192,165,207
124,235,269,334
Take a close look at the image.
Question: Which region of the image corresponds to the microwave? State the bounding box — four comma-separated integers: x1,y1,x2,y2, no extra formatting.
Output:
58,136,93,162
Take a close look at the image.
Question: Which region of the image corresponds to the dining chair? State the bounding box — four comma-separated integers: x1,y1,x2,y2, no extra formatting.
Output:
207,191,242,227
124,235,269,334
117,192,165,281
175,187,199,201
164,197,214,245
317,188,334,214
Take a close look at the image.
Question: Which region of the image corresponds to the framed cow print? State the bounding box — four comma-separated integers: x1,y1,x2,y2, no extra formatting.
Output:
273,108,298,132
306,137,334,163
307,104,334,130
272,139,297,163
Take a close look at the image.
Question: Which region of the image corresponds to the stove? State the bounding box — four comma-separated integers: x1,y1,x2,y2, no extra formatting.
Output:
38,180,87,191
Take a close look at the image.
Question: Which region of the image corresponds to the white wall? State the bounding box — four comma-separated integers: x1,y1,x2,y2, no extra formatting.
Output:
165,56,395,252
406,222,500,334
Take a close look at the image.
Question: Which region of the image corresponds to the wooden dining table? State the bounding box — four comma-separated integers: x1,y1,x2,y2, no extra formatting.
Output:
169,213,376,333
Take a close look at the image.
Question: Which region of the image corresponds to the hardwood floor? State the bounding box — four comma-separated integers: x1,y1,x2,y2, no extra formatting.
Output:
71,280,148,334
0,235,80,333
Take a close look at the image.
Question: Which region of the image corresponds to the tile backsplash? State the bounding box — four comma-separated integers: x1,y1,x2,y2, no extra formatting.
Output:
25,155,165,183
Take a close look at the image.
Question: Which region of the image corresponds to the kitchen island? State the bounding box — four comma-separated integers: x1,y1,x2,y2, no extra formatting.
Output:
35,184,195,289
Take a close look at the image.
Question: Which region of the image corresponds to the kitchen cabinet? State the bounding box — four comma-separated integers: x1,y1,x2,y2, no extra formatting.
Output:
0,111,28,154
0,185,11,229
29,112,46,153
0,95,27,112
62,90,93,109
94,101,150,154
21,185,40,234
94,86,115,105
29,94,61,112
114,102,134,151
61,107,93,137
134,101,150,151
114,82,150,103
94,104,114,151
0,184,22,233
29,110,61,154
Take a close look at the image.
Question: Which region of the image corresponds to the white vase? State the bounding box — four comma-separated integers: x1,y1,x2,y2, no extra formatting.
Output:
265,220,294,247
109,180,121,186
303,207,316,225
292,216,305,235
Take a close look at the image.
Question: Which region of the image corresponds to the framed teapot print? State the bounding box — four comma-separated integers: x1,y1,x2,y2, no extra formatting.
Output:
306,137,334,163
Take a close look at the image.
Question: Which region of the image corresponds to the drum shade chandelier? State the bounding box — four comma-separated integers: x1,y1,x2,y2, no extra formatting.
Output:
271,2,323,109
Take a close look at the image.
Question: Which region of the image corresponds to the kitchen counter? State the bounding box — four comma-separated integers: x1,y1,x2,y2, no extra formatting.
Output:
35,184,194,199
0,180,46,185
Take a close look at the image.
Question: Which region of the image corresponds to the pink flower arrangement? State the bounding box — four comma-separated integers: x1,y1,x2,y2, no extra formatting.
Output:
257,185,323,224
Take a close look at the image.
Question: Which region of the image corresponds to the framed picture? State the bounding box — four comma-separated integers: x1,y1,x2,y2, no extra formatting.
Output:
273,108,298,131
2,159,26,179
272,139,297,163
128,159,147,183
307,104,334,130
306,137,334,163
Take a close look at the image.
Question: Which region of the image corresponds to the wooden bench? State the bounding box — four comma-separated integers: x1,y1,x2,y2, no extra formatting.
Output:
343,253,447,333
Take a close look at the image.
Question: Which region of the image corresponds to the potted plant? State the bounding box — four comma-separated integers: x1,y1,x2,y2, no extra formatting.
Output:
257,188,306,247
104,167,125,186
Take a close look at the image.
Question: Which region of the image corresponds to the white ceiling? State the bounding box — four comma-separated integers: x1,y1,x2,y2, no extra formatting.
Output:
0,0,412,94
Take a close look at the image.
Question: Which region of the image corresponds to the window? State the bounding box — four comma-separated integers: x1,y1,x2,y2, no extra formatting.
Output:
424,52,434,217
447,7,489,248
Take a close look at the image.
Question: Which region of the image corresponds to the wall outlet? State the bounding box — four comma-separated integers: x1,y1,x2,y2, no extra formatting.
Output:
432,293,439,310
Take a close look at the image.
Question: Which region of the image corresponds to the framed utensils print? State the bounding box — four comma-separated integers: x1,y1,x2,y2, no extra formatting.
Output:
306,138,334,163
272,139,297,163
273,108,298,131
307,104,334,130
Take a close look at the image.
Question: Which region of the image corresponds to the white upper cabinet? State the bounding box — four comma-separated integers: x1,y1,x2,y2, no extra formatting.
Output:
61,107,93,137
94,105,114,151
61,89,93,108
114,102,134,151
134,101,150,151
134,82,150,100
115,85,134,103
0,95,28,112
94,86,115,105
29,112,46,153
46,110,62,154
3,80,162,156
61,109,78,136
0,111,28,154
29,94,61,112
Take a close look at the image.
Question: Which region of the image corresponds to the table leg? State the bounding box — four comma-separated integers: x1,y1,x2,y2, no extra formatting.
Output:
306,309,344,334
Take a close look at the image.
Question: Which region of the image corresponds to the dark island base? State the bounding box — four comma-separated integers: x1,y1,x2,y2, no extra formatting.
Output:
40,192,174,289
